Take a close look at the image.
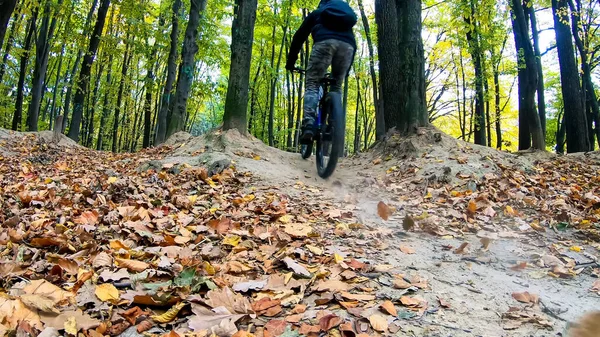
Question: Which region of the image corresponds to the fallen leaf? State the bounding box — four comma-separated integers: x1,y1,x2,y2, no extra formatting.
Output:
510,262,528,271
19,294,59,314
403,215,415,231
227,261,253,273
380,300,397,316
282,257,311,277
591,280,600,294
393,278,412,289
22,279,72,305
0,297,43,330
480,237,492,250
39,310,99,330
400,246,415,254
64,316,78,335
95,283,120,303
92,252,113,268
341,292,375,301
438,297,451,308
206,287,253,314
512,292,539,304
400,296,422,307
454,242,469,254
369,315,388,332
284,223,312,237
151,302,186,323
223,235,241,247
319,314,342,331
377,202,393,221
188,305,245,333
232,279,267,292
315,280,351,292
285,314,303,323
291,304,306,314
298,324,320,335
115,257,150,272
467,200,477,214
136,320,153,333
264,320,288,336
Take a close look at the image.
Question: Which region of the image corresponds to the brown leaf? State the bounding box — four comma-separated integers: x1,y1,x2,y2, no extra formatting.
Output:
22,279,72,305
399,246,415,254
510,262,528,271
319,314,342,331
115,257,150,272
19,294,59,314
298,324,320,335
252,297,281,312
380,300,397,316
341,292,375,301
188,304,245,333
121,307,146,325
291,304,306,314
0,297,43,330
467,200,477,214
92,252,113,268
512,292,539,304
315,280,351,292
369,314,388,332
136,320,153,334
454,242,469,254
377,201,393,221
438,297,451,308
284,223,312,237
39,310,100,331
285,314,303,323
75,210,99,225
591,280,600,294
264,305,282,317
402,215,416,231
339,301,360,309
227,261,253,273
400,296,422,307
206,287,253,314
480,238,492,251
392,277,412,289
264,320,288,336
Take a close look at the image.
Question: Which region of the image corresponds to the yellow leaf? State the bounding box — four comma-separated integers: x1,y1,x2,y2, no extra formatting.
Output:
424,192,432,199
284,272,293,285
151,302,185,323
253,155,261,160
369,314,388,332
243,194,255,202
223,235,241,247
95,284,120,302
204,261,216,275
188,195,198,204
64,316,78,335
570,246,582,252
334,253,344,264
505,205,516,216
209,207,218,214
278,215,293,223
44,178,53,184
306,245,323,255
107,177,118,184
386,166,398,174
207,179,218,188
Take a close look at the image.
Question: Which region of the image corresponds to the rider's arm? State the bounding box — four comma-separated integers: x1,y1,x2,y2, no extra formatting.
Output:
286,11,319,69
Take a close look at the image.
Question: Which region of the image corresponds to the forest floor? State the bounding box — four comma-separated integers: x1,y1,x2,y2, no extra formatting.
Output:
0,127,599,337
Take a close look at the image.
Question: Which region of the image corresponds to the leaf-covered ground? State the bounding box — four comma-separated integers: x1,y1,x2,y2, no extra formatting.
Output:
0,130,599,337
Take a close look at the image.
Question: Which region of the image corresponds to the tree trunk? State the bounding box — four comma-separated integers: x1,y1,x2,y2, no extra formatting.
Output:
494,65,502,149
0,7,21,86
511,0,545,150
526,1,547,138
267,8,288,146
556,107,566,153
155,0,181,145
464,2,486,146
223,0,258,134
143,35,161,148
12,10,37,131
567,0,600,149
248,47,263,134
358,0,383,141
375,0,401,133
85,62,103,147
354,72,361,153
0,0,17,48
27,0,63,131
97,53,113,150
68,0,110,141
113,41,131,152
166,0,207,138
552,0,588,152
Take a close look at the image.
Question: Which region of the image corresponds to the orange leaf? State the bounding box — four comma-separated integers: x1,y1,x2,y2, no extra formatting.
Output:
291,304,306,314
369,314,388,332
115,258,149,272
467,200,477,214
454,242,469,254
400,296,422,307
380,300,397,316
400,246,415,254
377,201,393,221
512,291,539,304
510,262,528,271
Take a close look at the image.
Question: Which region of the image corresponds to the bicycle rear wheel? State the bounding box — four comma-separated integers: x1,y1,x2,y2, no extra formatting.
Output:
316,92,345,179
300,143,312,159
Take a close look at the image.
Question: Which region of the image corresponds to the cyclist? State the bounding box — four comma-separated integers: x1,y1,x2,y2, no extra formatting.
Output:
285,0,357,144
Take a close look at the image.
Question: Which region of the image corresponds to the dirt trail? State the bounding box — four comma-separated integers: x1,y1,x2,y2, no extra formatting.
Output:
157,128,599,336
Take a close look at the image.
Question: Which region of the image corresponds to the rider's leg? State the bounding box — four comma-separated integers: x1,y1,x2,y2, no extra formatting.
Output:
330,40,355,94
301,40,335,143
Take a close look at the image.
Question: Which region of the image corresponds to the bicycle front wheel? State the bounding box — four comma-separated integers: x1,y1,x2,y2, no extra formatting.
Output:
316,92,345,179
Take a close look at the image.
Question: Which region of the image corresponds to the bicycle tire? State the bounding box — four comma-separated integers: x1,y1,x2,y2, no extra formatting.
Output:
300,143,312,159
316,92,345,178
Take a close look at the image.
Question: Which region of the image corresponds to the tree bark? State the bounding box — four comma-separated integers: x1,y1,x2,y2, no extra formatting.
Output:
12,10,37,131
267,7,288,146
112,40,131,152
143,30,161,148
464,1,486,146
552,0,588,152
68,0,110,141
97,53,113,150
567,0,600,149
511,0,545,150
27,0,63,131
525,1,547,138
155,0,181,145
494,64,502,149
166,0,207,138
0,6,21,86
223,0,258,134
0,0,18,48
358,0,383,141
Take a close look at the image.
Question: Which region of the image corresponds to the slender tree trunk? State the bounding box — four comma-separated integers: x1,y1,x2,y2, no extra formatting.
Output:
358,0,383,140
97,54,113,150
223,0,258,134
143,35,161,148
267,8,288,146
248,48,263,134
155,0,181,145
166,0,207,138
0,8,21,86
556,108,566,153
484,71,491,146
0,0,18,48
354,72,361,153
552,0,588,152
67,0,109,141
294,30,308,149
27,0,63,131
285,46,294,150
85,63,103,147
464,2,486,146
526,1,547,137
113,41,131,152
12,10,37,131
49,46,65,131
494,66,502,149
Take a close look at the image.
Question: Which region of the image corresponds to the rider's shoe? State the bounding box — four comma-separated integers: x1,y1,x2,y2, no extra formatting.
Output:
299,127,314,145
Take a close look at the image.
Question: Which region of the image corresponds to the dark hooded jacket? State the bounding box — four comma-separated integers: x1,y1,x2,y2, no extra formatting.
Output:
286,0,357,69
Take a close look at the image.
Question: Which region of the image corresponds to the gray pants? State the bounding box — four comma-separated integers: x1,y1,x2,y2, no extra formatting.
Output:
303,39,354,125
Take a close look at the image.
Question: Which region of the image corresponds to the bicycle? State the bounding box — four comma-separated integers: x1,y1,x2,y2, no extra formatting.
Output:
293,68,345,179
